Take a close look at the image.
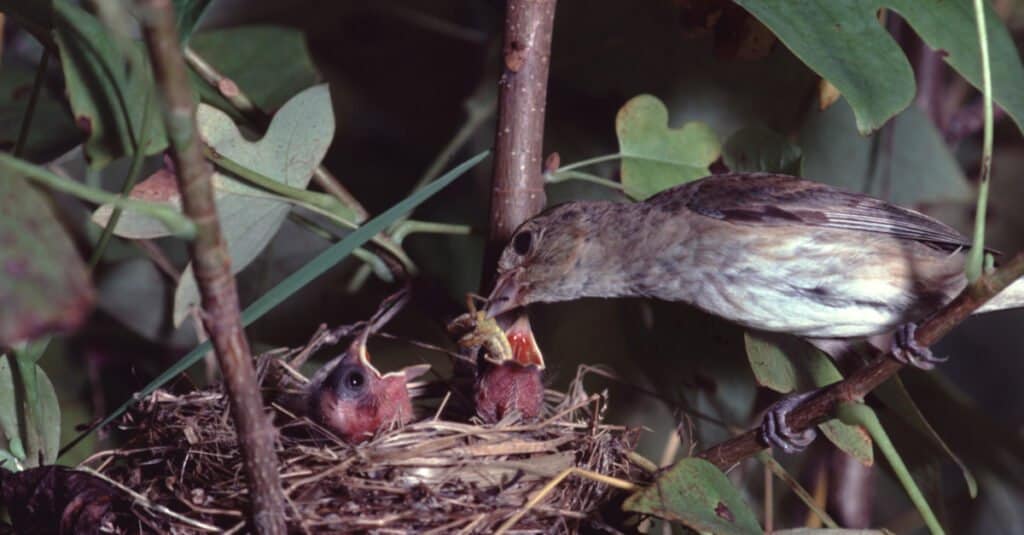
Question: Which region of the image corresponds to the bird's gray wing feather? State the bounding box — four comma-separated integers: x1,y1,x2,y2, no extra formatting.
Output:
650,173,970,250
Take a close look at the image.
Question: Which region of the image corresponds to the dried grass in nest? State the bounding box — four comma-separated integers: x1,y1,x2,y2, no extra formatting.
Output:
82,344,651,533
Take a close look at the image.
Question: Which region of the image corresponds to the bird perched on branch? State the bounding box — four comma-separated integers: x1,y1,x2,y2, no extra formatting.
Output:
307,290,429,443
484,172,1024,451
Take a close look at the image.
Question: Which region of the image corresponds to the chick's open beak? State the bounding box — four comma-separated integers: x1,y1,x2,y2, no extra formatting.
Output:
484,269,524,318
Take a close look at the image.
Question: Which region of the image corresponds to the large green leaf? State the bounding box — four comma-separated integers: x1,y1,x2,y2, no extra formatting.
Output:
52,1,167,168
623,458,761,535
615,94,720,200
0,356,61,469
172,84,334,325
62,151,490,455
189,26,320,113
800,101,971,207
91,85,335,326
0,176,94,345
0,63,81,162
735,0,1024,134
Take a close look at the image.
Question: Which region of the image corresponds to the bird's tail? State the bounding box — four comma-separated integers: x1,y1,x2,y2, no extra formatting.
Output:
976,277,1024,314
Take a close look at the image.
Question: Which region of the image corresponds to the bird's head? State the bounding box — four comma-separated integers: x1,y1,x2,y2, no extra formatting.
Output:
310,345,427,443
307,287,429,443
486,203,599,317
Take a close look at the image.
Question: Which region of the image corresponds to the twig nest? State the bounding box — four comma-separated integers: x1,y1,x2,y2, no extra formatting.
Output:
84,351,649,533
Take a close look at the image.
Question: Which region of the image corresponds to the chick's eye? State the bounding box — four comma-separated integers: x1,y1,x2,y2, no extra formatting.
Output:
512,230,533,256
344,370,366,391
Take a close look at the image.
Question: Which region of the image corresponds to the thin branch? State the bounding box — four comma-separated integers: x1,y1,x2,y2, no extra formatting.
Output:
697,251,1024,471
135,1,286,533
483,0,558,280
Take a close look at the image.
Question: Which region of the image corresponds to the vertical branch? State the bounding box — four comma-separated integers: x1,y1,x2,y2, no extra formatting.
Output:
484,0,558,279
134,1,286,533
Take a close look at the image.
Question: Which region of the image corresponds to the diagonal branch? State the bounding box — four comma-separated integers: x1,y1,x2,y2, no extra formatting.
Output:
698,251,1024,471
135,0,286,532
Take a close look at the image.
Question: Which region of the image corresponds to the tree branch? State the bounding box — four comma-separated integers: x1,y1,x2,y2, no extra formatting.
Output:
135,1,286,532
483,0,558,279
698,251,1024,471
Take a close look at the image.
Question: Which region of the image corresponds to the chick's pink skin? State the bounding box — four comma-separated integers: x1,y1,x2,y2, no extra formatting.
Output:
474,313,544,422
315,370,414,443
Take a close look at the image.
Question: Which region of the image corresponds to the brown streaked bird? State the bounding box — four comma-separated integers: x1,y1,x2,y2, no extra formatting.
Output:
484,172,1024,451
307,290,429,443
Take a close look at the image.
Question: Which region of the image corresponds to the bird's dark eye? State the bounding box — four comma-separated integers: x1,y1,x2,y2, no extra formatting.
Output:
344,370,366,391
512,230,533,256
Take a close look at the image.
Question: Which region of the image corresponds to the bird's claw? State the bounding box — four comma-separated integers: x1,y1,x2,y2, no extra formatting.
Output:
759,390,819,454
890,322,946,370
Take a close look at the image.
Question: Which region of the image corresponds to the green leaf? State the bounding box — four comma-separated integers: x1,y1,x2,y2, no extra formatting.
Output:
0,176,94,346
735,0,1024,135
0,355,61,469
723,126,802,174
189,26,320,112
174,0,212,43
743,332,872,465
171,84,334,326
800,101,971,207
615,94,720,200
0,63,81,161
52,1,166,168
62,150,490,456
744,331,798,393
623,458,761,535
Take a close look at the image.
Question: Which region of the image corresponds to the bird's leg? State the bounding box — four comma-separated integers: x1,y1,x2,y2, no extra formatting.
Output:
759,390,819,454
890,322,947,370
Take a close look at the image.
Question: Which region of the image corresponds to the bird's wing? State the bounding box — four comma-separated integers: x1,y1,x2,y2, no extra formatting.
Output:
651,173,970,249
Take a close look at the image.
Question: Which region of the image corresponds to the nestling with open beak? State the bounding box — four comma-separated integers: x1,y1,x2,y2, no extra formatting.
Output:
484,172,1024,451
307,290,430,443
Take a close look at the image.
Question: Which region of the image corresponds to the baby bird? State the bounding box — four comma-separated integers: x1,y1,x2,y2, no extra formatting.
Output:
307,290,429,443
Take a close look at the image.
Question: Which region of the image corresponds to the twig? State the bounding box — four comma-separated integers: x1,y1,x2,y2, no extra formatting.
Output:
482,0,558,279
493,467,637,534
135,1,286,533
79,467,221,532
697,251,1024,470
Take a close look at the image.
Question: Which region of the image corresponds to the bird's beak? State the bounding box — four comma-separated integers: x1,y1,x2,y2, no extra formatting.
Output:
485,270,524,318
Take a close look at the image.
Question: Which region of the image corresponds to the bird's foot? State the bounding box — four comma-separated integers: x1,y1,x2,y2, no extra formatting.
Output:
890,322,946,370
759,390,819,454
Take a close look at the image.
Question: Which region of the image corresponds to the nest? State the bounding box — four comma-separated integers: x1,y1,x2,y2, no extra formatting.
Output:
82,341,650,533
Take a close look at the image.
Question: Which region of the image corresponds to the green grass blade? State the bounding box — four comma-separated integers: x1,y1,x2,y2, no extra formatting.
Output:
59,150,489,457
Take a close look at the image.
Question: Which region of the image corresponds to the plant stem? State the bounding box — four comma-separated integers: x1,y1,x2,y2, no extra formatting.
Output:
13,49,50,158
553,152,621,173
966,0,994,282
483,0,558,282
547,169,623,190
0,154,194,238
136,0,286,532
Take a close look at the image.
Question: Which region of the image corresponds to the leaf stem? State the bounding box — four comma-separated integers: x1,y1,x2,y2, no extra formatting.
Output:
546,169,623,190
966,0,994,282
13,49,50,158
0,154,195,238
552,152,622,173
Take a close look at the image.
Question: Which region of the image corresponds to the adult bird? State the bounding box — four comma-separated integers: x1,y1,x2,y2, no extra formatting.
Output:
484,172,1024,451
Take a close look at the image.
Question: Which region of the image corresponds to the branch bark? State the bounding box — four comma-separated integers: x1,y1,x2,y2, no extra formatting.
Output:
136,1,286,532
698,251,1024,471
483,0,557,280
